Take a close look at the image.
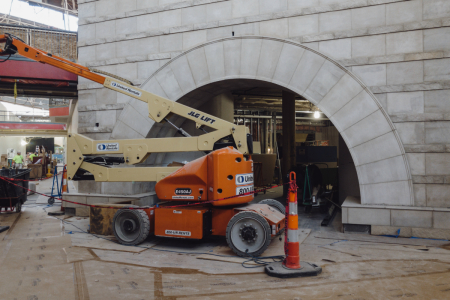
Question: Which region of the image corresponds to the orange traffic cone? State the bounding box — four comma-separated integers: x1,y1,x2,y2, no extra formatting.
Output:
62,165,68,193
284,171,301,269
265,172,322,278
60,165,68,212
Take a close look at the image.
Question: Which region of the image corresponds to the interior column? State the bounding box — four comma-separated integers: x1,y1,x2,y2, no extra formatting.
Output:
282,91,296,195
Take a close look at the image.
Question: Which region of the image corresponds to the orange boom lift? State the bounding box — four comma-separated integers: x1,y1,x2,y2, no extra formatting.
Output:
0,33,285,256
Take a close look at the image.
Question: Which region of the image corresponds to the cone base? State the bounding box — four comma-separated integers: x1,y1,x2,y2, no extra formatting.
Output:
265,261,322,278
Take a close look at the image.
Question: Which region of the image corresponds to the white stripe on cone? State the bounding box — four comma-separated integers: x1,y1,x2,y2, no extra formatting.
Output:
287,229,298,243
289,202,297,215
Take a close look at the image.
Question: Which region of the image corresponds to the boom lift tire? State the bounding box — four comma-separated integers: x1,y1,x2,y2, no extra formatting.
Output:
112,207,150,245
226,211,271,257
15,201,21,213
258,199,285,215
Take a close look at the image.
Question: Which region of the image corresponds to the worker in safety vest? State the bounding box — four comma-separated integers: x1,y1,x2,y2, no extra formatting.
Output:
13,151,24,169
29,152,37,163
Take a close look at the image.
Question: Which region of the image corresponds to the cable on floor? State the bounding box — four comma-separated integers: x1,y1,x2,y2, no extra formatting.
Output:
241,250,284,268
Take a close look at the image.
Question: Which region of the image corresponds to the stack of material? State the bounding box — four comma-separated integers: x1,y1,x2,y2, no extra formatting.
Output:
28,164,42,179
89,204,130,235
32,154,46,178
50,158,58,174
1,154,7,168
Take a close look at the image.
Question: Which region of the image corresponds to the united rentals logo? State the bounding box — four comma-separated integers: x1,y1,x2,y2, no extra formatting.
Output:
110,81,142,97
96,143,119,152
235,173,254,185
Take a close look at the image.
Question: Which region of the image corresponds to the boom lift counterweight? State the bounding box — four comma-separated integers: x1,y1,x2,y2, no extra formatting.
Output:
0,33,285,256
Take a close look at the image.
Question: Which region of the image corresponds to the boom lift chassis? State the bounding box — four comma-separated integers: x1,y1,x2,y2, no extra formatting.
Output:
0,33,285,256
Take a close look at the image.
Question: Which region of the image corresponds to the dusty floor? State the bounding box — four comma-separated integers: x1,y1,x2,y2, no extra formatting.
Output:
0,181,450,299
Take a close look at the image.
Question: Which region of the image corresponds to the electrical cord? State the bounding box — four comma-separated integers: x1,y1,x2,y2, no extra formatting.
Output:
0,55,11,63
241,249,284,268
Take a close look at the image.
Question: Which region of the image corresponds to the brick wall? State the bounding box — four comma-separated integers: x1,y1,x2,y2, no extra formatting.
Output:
0,25,77,61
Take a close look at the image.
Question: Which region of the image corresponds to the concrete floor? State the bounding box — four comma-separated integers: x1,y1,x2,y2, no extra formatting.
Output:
0,181,450,299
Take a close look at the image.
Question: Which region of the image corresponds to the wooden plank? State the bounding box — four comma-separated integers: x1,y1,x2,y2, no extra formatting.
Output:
314,231,450,247
74,261,90,300
89,205,127,236
81,261,155,299
63,246,96,263
0,235,76,300
180,267,450,300
71,233,160,253
162,260,450,297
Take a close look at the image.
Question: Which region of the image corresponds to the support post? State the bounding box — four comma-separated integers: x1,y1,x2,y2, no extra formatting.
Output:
265,172,322,278
282,91,296,195
265,118,269,153
272,113,277,154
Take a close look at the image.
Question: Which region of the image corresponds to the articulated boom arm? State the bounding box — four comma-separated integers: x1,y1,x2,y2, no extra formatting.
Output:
1,33,251,182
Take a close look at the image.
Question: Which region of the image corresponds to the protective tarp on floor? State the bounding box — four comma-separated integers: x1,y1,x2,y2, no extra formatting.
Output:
1,190,450,299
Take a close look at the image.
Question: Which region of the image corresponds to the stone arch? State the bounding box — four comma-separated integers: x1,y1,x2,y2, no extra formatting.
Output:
112,36,413,206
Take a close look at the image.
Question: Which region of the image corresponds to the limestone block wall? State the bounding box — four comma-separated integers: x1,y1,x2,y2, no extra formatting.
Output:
77,0,450,215
127,36,413,208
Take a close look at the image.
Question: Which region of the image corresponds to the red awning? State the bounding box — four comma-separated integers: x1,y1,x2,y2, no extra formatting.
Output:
0,60,77,81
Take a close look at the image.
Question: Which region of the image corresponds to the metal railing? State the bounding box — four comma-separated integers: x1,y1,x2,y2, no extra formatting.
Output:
0,110,50,122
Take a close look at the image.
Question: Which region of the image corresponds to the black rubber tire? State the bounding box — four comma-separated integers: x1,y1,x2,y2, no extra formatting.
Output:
226,211,271,257
15,201,21,213
112,208,150,246
259,199,286,215
48,197,55,205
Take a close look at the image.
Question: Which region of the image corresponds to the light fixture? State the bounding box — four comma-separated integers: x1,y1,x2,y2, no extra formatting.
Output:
21,140,27,146
314,111,320,119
